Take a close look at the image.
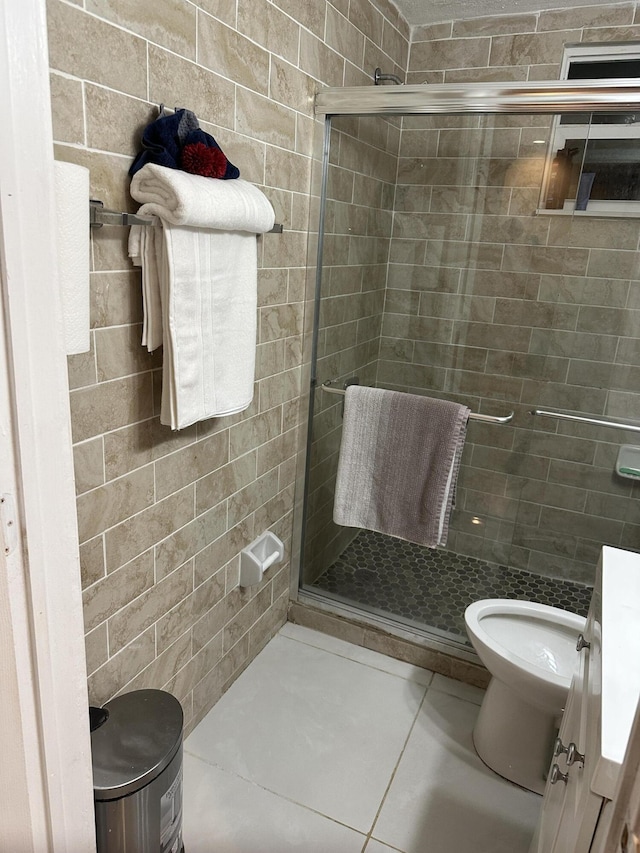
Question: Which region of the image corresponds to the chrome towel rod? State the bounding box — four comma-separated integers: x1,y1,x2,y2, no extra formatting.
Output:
531,408,640,434
89,199,284,232
320,381,514,425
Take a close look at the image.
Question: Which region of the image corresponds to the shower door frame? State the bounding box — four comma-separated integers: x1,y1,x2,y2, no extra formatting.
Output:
294,78,640,657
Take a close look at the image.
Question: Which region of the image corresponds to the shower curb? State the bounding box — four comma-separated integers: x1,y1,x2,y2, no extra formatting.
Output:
288,600,490,690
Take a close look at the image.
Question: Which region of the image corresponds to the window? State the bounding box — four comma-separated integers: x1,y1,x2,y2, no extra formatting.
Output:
539,44,640,217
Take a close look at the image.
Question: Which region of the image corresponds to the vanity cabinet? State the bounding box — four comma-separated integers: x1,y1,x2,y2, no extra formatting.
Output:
530,546,640,853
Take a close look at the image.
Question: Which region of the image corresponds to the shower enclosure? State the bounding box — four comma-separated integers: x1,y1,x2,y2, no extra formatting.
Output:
296,80,640,655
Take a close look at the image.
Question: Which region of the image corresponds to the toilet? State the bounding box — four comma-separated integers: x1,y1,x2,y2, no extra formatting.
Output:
464,599,586,795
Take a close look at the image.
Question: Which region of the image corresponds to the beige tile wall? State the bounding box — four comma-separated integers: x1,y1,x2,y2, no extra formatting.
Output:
382,3,640,584
48,0,409,732
303,115,400,582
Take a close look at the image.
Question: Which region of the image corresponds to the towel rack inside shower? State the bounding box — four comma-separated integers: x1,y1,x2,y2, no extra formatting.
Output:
531,408,640,434
89,199,284,232
320,381,514,424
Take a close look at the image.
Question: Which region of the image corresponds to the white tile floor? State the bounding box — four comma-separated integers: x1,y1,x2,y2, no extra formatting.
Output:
183,623,540,852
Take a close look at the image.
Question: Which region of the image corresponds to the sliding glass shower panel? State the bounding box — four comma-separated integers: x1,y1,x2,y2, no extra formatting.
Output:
301,109,640,647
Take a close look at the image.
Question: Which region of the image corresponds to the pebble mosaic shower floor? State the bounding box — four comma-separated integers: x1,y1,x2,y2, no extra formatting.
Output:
311,530,592,645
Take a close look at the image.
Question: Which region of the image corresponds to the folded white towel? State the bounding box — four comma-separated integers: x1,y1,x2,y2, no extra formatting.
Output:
129,165,275,429
128,225,163,353
130,164,275,232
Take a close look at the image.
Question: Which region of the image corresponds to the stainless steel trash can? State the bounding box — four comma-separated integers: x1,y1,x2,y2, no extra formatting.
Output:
91,689,184,853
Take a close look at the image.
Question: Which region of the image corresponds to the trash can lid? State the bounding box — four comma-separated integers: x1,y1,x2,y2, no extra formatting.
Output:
91,689,183,801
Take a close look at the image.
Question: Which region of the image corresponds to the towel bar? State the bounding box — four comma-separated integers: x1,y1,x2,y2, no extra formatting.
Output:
89,199,284,232
530,408,640,433
320,381,514,424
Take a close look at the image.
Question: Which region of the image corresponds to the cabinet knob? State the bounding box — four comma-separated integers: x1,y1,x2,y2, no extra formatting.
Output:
576,633,590,652
567,743,585,767
550,763,569,785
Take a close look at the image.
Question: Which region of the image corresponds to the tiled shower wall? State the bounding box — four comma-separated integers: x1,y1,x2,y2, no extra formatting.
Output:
303,115,401,582
381,3,640,585
47,0,408,732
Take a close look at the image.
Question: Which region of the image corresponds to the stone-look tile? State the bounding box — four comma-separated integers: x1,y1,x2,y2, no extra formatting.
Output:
103,420,157,481
453,13,537,37
87,0,197,60
157,568,226,654
73,438,104,495
70,374,154,443
229,409,282,460
382,21,408,72
538,3,633,30
196,452,257,516
326,6,366,68
224,585,273,651
194,520,255,587
298,30,345,88
259,303,304,342
85,623,109,677
198,0,237,26
67,338,97,391
410,37,490,72
95,324,160,382
259,367,301,411
50,73,84,144
88,628,156,706
547,217,640,251
79,536,106,590
105,486,195,573
148,45,236,131
270,57,317,113
83,550,155,633
122,633,193,697
273,0,326,38
192,585,244,654
228,470,280,528
349,0,383,45
76,465,155,543
85,85,151,157
91,271,143,329
490,31,581,67
235,88,297,150
165,633,224,702
588,249,640,281
155,431,229,501
237,0,299,64
108,562,194,654
154,504,228,581
411,22,453,41
248,590,289,656
47,0,147,98
190,635,252,726
198,15,270,96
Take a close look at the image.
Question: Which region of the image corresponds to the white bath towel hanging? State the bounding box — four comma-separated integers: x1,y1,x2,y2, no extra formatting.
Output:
129,164,275,430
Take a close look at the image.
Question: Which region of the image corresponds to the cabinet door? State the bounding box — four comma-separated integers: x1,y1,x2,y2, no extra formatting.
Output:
531,643,586,852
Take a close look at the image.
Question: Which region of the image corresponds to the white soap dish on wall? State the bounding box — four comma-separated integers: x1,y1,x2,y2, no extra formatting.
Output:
239,531,285,587
615,444,640,479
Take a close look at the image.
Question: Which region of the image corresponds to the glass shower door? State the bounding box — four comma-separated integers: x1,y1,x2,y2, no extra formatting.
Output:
300,108,640,649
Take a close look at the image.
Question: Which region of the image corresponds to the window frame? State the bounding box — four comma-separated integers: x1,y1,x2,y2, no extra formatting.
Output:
538,43,640,218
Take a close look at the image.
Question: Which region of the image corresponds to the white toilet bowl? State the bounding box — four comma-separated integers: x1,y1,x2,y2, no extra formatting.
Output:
464,599,586,795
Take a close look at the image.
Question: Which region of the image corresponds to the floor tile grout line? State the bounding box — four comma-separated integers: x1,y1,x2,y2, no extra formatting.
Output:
277,628,435,686
184,750,372,840
360,684,431,853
